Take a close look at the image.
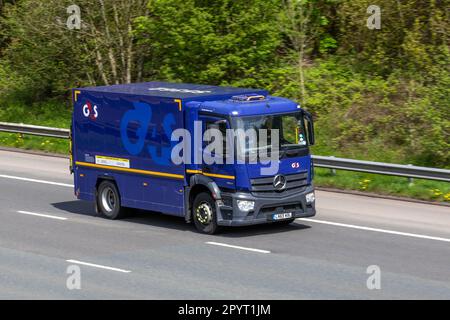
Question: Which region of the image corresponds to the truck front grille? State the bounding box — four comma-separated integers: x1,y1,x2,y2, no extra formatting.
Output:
250,172,308,197
260,202,303,215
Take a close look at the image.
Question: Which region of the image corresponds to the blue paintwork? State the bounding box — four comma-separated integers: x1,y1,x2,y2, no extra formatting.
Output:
197,96,300,117
77,81,268,100
72,89,185,216
72,82,312,217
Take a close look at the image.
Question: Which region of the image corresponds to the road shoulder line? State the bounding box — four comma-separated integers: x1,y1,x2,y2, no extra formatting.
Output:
17,210,68,221
66,259,131,273
299,218,450,243
206,241,271,254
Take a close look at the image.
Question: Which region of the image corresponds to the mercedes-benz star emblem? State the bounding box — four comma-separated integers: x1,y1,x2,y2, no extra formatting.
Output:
273,175,287,191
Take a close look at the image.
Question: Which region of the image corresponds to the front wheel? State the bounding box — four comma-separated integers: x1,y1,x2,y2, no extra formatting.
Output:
97,180,126,219
192,192,219,234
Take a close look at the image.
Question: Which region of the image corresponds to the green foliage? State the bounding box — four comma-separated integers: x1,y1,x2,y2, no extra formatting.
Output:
0,99,71,127
319,35,337,54
134,0,283,88
0,99,71,154
0,0,91,102
0,132,68,154
271,58,449,167
336,0,449,79
314,168,450,203
0,0,149,103
0,0,448,175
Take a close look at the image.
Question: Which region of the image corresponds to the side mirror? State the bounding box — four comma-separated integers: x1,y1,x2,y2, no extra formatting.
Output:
304,111,315,146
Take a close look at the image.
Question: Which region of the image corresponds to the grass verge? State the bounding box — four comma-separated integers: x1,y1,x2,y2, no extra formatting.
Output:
0,100,70,153
314,168,449,203
0,132,68,154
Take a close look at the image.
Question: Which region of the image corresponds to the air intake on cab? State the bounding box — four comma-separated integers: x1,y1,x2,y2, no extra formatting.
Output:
231,94,266,102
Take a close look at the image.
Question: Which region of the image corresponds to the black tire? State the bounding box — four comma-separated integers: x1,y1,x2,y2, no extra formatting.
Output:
97,180,126,219
192,192,219,234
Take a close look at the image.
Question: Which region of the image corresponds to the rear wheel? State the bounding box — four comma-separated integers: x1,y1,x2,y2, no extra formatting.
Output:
97,180,125,219
192,192,219,234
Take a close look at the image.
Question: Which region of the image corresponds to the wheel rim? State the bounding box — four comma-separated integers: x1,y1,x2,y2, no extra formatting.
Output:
101,187,116,213
195,201,213,226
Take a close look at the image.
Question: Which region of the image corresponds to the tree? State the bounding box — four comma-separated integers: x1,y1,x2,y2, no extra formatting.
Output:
0,0,17,55
134,0,282,87
278,0,333,106
336,0,449,78
0,0,149,100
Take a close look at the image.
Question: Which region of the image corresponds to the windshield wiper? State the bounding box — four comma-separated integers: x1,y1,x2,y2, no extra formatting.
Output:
245,145,306,160
279,145,307,158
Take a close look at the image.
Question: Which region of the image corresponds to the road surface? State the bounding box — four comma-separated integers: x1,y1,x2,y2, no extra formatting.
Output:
0,149,449,299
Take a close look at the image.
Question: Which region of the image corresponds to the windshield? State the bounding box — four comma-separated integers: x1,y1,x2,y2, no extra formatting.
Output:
232,112,308,158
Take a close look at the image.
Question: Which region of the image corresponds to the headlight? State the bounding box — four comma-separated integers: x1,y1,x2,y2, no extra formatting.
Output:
237,200,255,212
306,192,315,204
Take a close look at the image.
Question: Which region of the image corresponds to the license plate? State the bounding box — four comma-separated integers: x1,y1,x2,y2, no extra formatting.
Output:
272,212,293,220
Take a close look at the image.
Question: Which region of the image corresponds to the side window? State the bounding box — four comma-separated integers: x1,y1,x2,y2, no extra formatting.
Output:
282,116,296,144
203,119,229,157
282,115,307,146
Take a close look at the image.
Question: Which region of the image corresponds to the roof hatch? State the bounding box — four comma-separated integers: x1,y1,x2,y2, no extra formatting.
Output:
230,94,266,103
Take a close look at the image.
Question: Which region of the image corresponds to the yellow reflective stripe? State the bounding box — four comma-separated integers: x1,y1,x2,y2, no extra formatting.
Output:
76,161,184,180
186,169,203,174
186,169,235,180
69,134,73,170
175,99,182,111
74,90,81,102
204,172,236,180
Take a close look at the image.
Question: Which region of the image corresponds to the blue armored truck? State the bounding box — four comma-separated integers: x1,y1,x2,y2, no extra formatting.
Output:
71,82,316,234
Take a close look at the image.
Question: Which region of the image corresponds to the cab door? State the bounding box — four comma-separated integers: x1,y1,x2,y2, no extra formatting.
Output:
199,114,236,190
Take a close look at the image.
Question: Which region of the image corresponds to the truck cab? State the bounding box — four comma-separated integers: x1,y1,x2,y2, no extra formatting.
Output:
183,93,316,233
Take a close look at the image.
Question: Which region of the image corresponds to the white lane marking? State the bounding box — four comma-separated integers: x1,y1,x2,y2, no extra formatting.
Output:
66,260,131,273
206,241,271,254
299,218,450,243
17,210,67,221
0,174,73,188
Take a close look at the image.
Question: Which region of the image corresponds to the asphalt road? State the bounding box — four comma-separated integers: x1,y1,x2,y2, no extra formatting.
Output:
0,149,449,299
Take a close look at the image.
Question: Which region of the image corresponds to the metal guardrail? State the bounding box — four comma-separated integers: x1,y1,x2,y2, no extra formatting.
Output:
312,156,450,182
1,122,449,182
0,122,70,139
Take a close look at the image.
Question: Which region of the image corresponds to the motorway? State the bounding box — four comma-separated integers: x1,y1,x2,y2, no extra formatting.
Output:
0,149,449,299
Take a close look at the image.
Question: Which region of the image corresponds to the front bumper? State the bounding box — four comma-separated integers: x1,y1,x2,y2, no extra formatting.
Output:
216,185,316,226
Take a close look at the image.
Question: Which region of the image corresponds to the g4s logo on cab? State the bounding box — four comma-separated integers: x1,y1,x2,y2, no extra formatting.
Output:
82,101,99,120
291,162,300,169
120,102,175,165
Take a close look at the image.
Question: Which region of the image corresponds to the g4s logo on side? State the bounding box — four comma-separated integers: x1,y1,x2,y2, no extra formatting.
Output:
82,101,98,120
120,102,152,156
120,102,176,165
